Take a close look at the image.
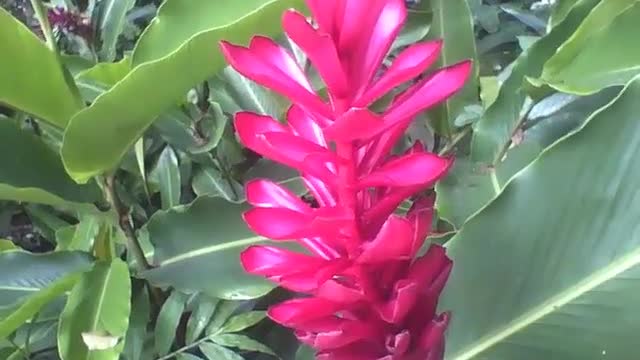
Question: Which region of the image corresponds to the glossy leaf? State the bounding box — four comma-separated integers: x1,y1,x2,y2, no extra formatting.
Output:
155,291,188,356
550,0,580,26
56,215,100,252
96,0,136,61
58,259,131,360
206,300,241,335
186,294,219,344
212,334,276,356
471,0,599,164
199,342,244,360
210,67,289,119
442,75,640,360
538,2,640,94
219,311,266,334
141,197,274,300
151,146,181,210
0,7,82,127
61,0,305,183
0,273,78,339
75,57,131,102
192,166,243,203
427,0,479,133
438,88,619,228
123,285,150,360
0,121,101,206
0,251,91,310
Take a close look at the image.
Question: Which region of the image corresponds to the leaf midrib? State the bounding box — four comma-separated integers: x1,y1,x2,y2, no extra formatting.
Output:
451,245,640,360
159,237,263,267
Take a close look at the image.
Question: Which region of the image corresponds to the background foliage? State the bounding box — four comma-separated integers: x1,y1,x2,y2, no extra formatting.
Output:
0,0,639,359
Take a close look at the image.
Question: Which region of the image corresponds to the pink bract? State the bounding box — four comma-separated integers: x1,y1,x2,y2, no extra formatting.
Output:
220,0,471,359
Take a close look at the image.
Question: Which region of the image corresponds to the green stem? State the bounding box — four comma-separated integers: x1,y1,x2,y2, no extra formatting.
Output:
103,175,151,271
156,331,224,360
29,0,58,53
438,126,472,156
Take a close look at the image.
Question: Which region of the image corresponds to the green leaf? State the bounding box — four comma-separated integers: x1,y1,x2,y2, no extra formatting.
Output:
56,215,100,252
0,273,78,339
61,0,305,183
75,57,131,102
442,75,640,360
550,0,580,26
58,259,131,360
471,0,600,164
154,291,188,356
192,166,243,203
219,311,266,334
0,251,91,310
96,0,136,61
538,2,640,94
123,285,150,360
186,294,218,343
210,67,288,119
206,300,241,335
0,121,101,206
151,146,181,210
141,197,274,300
212,334,276,356
427,0,479,134
178,354,205,360
295,345,314,360
199,342,244,360
0,8,82,127
0,240,16,251
438,88,620,229
245,160,307,196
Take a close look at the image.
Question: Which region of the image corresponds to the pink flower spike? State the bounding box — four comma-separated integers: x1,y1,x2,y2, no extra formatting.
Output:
246,179,309,212
222,0,472,356
268,298,343,327
219,40,332,118
243,206,351,240
356,40,444,107
357,215,413,264
377,280,419,324
287,105,328,147
234,112,288,156
359,153,453,189
351,0,407,91
323,108,384,142
283,10,349,97
240,245,325,277
384,61,473,127
305,0,340,39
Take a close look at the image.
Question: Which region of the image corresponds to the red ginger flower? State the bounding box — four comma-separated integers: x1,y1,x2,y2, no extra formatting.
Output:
220,0,471,359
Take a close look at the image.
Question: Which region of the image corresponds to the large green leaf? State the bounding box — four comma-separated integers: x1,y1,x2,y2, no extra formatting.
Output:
537,2,640,94
0,8,82,127
58,259,131,360
550,0,580,26
0,251,92,310
141,196,273,300
427,0,479,134
437,89,619,229
61,0,305,183
470,0,599,164
441,76,640,360
0,121,101,206
96,0,136,61
0,273,79,340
